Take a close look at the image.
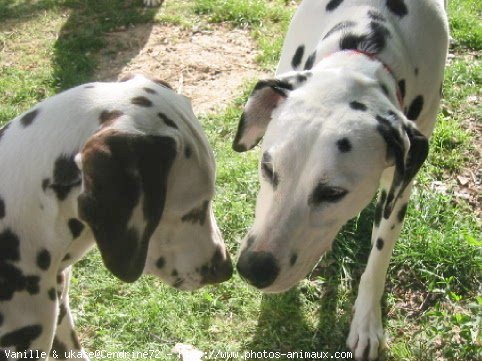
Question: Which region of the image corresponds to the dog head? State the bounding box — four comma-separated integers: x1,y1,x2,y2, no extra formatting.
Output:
233,67,428,292
77,75,232,289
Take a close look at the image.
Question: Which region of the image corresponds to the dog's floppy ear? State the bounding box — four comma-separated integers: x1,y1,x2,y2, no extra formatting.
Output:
233,72,311,152
376,114,429,218
77,130,176,282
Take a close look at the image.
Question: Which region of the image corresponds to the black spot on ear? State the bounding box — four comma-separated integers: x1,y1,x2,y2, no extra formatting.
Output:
386,0,408,17
304,51,316,70
374,190,387,227
326,0,344,11
0,325,42,351
131,96,153,107
51,154,81,201
0,196,5,219
397,203,408,222
57,303,67,325
50,337,68,359
36,249,51,270
291,45,305,69
158,113,178,129
323,21,356,40
68,218,85,239
181,201,209,225
48,288,56,301
336,138,352,153
349,101,367,111
143,87,158,95
368,10,386,22
290,253,298,266
71,330,81,350
398,79,406,100
406,95,424,120
20,109,39,127
156,257,165,269
99,110,123,125
184,145,192,159
376,238,384,250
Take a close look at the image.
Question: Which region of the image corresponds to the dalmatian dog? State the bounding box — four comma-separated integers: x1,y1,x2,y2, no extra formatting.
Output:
233,0,448,359
0,74,232,360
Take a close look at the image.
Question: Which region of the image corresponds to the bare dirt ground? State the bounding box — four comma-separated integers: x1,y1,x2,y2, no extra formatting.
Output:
94,23,267,115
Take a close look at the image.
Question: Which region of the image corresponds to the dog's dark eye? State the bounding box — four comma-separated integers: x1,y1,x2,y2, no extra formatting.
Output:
261,152,279,188
309,183,348,205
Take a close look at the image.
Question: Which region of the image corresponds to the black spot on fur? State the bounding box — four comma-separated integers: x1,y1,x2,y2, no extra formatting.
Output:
36,249,51,270
340,21,390,53
0,229,40,300
336,138,352,153
326,0,344,11
57,273,64,285
84,85,95,89
398,203,408,222
290,253,298,266
386,0,408,17
398,79,406,100
171,269,178,277
50,337,68,359
368,10,386,22
143,87,158,95
99,110,123,125
323,21,357,40
62,253,71,262
131,96,153,107
304,51,316,70
0,196,4,219
349,101,367,111
156,257,165,269
51,154,81,201
261,152,280,189
20,109,39,127
374,190,387,227
158,112,178,129
406,95,424,120
184,145,192,159
57,303,67,325
181,201,209,225
376,238,384,250
291,45,305,69
71,331,81,350
68,218,84,239
380,84,389,97
0,325,42,351
48,287,56,301
42,178,50,192
414,67,419,76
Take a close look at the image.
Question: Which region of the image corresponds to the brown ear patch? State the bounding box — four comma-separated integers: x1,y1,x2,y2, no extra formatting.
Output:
78,131,176,282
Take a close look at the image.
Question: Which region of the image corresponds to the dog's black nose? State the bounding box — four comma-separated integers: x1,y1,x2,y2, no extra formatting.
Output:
236,250,279,289
200,248,233,285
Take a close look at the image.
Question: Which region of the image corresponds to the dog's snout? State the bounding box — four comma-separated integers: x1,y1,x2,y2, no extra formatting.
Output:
236,250,280,289
200,248,233,285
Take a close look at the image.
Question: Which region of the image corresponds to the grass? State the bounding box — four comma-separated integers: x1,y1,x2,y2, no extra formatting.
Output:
0,0,480,360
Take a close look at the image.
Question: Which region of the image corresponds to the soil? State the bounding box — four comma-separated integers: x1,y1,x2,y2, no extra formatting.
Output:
94,23,268,115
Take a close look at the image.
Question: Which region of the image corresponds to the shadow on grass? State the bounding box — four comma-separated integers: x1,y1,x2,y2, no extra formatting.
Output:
243,205,376,360
53,0,159,89
0,0,160,90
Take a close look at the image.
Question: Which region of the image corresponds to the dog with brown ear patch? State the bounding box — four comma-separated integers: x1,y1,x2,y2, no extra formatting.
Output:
0,74,232,360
